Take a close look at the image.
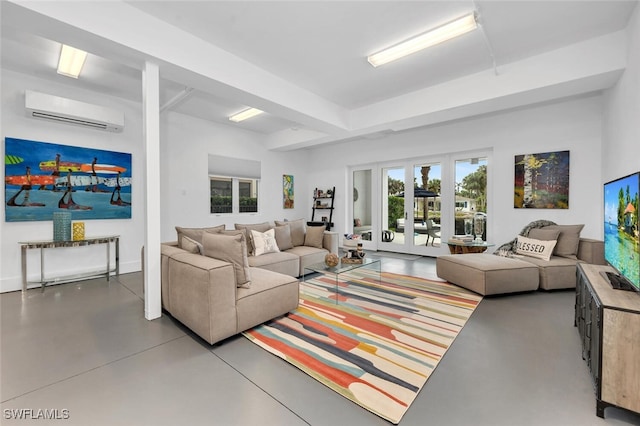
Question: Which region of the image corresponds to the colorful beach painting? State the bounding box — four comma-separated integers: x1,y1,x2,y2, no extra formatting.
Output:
4,137,132,222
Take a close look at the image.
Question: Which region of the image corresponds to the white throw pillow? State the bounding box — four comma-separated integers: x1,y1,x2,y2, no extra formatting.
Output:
251,229,280,256
516,235,557,261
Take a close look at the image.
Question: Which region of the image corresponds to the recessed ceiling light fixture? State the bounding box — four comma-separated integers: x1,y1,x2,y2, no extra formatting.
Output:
57,44,88,78
367,12,478,67
229,107,264,122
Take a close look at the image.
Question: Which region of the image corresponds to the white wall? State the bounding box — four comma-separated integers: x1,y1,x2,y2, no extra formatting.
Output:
1,70,145,292
307,95,604,252
159,111,310,243
603,3,640,182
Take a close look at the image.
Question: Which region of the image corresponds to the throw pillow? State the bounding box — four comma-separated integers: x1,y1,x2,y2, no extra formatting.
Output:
515,235,557,261
273,225,294,251
175,225,225,248
304,225,325,249
542,224,584,259
202,232,251,288
234,222,272,255
251,229,280,256
527,228,561,242
181,236,203,254
275,219,306,246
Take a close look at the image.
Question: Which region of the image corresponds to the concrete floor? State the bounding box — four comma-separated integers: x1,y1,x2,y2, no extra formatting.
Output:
2,254,639,425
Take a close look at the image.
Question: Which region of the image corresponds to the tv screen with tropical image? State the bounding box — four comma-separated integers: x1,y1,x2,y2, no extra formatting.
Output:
603,172,639,292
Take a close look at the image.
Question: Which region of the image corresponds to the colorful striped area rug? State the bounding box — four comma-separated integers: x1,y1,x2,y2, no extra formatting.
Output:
243,270,482,424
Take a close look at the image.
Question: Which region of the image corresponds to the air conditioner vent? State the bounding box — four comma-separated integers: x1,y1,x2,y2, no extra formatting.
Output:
25,90,124,132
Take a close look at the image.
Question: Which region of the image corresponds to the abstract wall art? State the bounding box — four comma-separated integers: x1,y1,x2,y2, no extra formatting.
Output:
4,137,132,222
514,150,570,209
283,174,294,209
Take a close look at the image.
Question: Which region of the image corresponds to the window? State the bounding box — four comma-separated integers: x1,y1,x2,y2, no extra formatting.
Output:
210,177,232,213
208,155,260,214
239,179,258,213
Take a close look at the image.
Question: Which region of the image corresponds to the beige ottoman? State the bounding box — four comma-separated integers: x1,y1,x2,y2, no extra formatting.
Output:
436,254,539,296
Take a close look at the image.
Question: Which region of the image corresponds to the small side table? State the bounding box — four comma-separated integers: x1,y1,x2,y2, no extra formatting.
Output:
447,241,494,254
19,235,120,293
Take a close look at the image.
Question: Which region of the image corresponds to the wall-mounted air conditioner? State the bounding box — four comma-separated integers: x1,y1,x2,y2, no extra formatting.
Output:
25,90,125,132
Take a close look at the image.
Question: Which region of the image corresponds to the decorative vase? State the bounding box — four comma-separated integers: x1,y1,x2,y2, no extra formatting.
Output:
473,212,486,242
325,253,339,267
72,222,85,241
464,218,473,236
53,212,72,241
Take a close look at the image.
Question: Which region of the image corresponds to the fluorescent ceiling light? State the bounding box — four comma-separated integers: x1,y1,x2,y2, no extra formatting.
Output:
367,13,478,67
229,107,264,122
57,44,88,78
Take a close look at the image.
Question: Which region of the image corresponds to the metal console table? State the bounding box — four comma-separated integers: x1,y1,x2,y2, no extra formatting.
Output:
19,235,120,293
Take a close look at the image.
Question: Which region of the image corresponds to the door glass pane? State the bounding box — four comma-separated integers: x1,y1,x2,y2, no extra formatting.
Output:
455,158,488,240
210,177,232,213
353,170,372,241
382,167,405,245
413,163,441,247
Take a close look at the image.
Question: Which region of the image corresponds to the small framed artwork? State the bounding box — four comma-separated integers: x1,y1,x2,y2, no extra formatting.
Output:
283,174,294,209
514,150,570,209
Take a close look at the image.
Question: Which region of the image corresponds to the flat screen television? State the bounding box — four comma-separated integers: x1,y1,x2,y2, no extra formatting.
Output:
602,171,640,292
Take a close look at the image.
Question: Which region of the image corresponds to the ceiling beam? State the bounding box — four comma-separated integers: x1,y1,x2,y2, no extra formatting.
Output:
4,0,351,135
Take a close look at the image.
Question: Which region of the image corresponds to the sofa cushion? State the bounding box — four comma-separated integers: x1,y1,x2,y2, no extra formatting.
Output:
287,245,329,276
247,251,299,277
235,222,272,255
528,228,561,241
175,225,225,248
181,236,203,254
251,229,280,256
236,267,299,332
516,235,557,261
276,219,306,246
273,224,294,251
542,224,584,259
436,254,539,295
517,255,583,290
202,232,252,288
304,225,325,248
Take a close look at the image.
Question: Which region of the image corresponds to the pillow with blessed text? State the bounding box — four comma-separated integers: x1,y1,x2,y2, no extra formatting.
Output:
515,235,558,261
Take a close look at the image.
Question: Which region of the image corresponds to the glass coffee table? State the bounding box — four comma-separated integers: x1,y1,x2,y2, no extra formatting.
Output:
446,240,495,254
303,257,381,303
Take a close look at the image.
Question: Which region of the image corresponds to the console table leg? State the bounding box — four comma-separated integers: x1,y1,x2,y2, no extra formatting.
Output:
21,245,27,294
40,248,45,292
106,240,111,282
115,237,120,276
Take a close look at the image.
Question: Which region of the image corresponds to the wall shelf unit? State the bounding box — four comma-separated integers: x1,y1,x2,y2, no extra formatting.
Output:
311,187,335,231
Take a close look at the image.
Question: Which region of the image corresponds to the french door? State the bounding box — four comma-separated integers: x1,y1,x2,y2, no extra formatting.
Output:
349,151,489,256
379,159,445,256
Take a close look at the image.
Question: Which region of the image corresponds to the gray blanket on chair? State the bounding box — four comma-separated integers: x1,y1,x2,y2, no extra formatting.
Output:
494,219,557,255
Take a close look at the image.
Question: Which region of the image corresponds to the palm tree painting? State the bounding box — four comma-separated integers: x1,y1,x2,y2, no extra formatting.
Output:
514,150,570,209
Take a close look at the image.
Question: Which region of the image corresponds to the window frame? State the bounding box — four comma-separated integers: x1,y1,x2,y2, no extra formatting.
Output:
209,174,260,215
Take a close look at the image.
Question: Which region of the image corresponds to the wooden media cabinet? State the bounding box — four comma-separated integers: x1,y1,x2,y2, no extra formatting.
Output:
575,263,640,418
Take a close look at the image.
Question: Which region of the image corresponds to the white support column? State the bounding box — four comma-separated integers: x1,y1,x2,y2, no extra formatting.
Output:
142,61,162,320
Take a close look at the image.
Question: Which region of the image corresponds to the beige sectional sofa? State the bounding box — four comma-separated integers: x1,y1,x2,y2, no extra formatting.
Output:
437,235,605,296
160,219,338,345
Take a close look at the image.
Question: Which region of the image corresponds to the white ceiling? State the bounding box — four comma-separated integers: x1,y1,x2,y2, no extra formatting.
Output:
1,1,637,149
